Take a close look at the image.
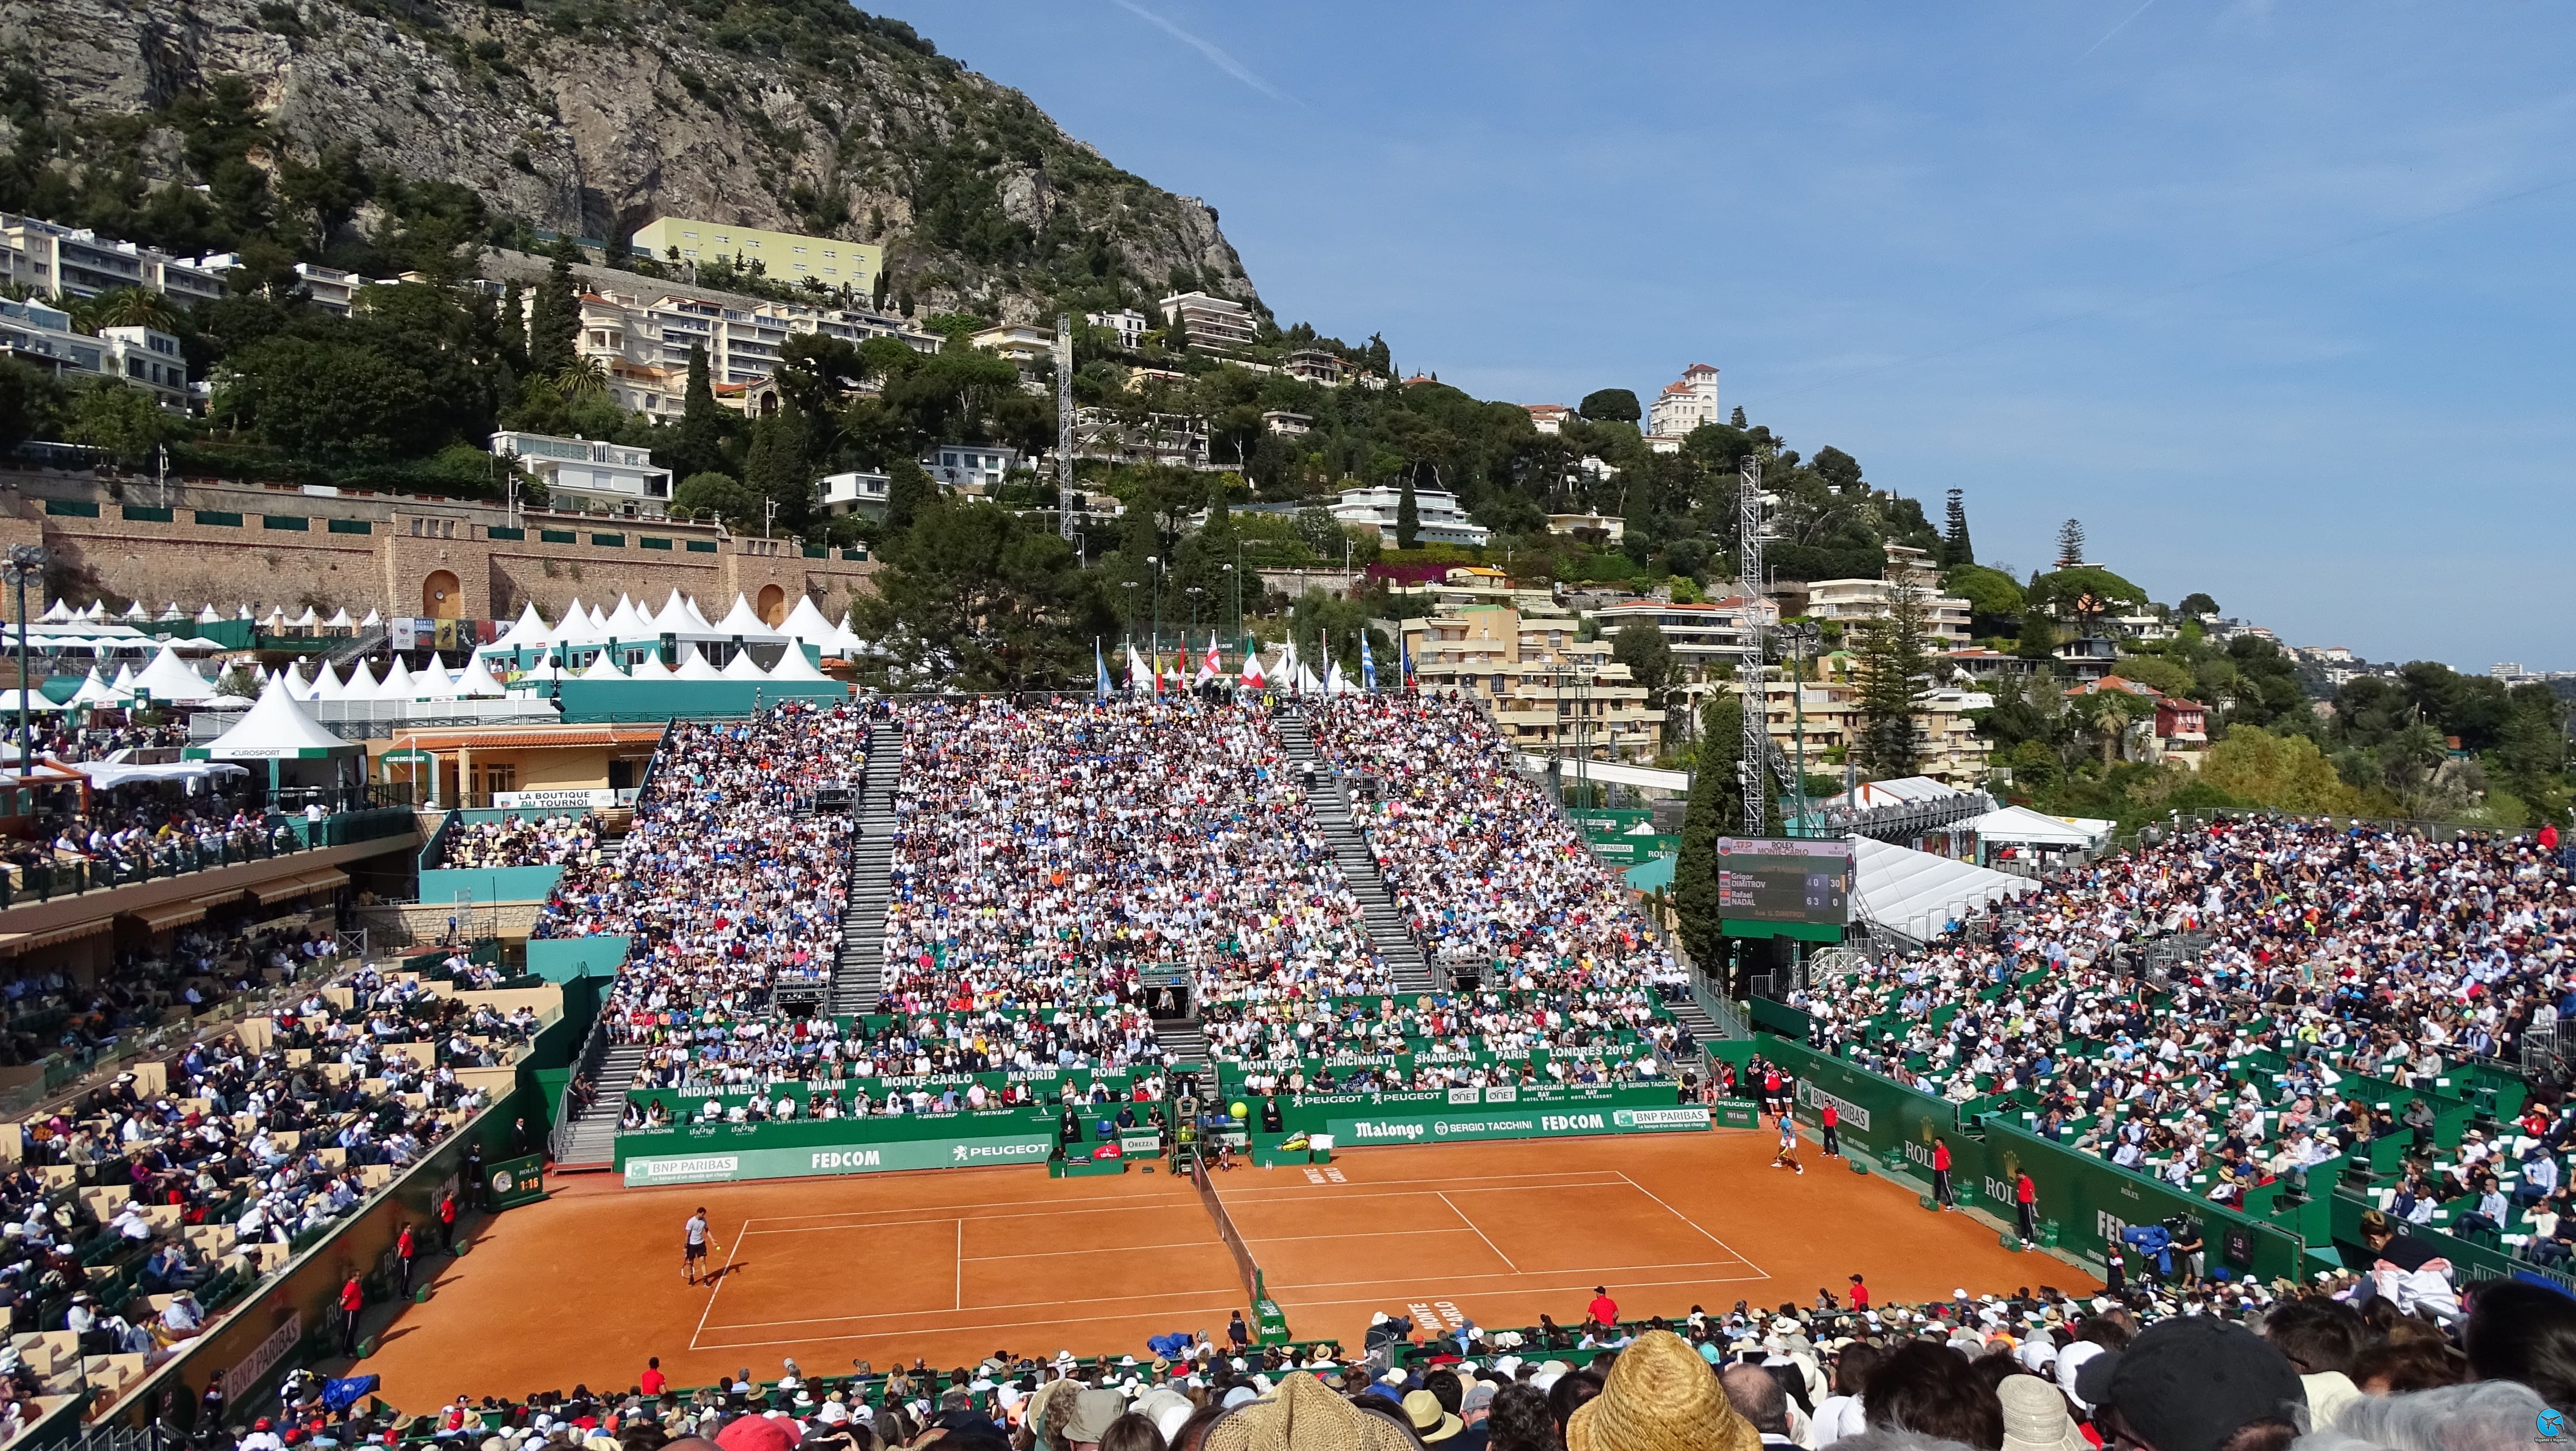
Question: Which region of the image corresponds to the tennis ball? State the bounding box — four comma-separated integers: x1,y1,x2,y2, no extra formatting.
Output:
1229,1102,1249,1121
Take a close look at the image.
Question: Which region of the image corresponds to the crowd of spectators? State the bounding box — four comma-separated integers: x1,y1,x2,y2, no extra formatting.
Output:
443,815,603,871
1793,817,2573,1259
0,920,340,1069
539,704,860,1070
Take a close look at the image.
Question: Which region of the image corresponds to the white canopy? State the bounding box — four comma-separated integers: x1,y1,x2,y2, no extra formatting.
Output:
671,647,724,681
712,594,783,641
131,643,217,705
235,604,254,621
825,621,867,659
308,662,345,703
577,652,629,682
67,668,128,707
325,607,354,630
38,600,73,624
0,690,63,712
194,604,223,624
192,674,357,759
455,654,509,699
291,606,319,628
766,645,830,682
1852,836,2038,943
495,601,549,649
157,603,183,621
554,597,606,649
1966,806,2115,850
380,658,417,699
121,602,149,622
602,594,648,641
259,608,284,631
624,654,674,681
359,608,382,628
106,664,138,695
83,760,248,791
338,661,380,703
649,590,693,634
778,595,836,646
717,646,771,681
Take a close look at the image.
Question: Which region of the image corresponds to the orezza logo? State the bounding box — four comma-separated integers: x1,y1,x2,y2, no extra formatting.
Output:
1353,1121,1425,1141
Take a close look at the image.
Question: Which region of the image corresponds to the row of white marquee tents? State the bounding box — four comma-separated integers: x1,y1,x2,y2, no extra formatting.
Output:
33,599,386,630
481,591,870,658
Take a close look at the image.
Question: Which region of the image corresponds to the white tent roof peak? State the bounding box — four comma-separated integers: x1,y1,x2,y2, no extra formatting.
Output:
653,589,693,632
454,654,509,698
359,608,381,628
194,673,355,759
309,662,345,702
39,600,73,623
325,607,354,630
122,602,149,621
603,594,648,639
578,651,630,681
671,646,724,681
1851,836,2036,943
380,657,416,699
713,594,782,640
338,661,380,702
779,594,836,645
718,646,771,680
133,643,216,704
767,644,830,682
68,668,127,707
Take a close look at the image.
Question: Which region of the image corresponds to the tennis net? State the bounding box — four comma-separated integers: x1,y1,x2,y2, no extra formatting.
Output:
1192,1153,1265,1306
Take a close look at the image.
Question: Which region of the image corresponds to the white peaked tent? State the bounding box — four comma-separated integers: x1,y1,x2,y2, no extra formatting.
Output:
106,664,138,696
380,658,416,699
491,601,549,650
779,595,836,646
82,602,107,621
713,594,783,640
652,590,694,633
157,603,183,621
67,669,127,707
587,604,608,631
577,652,629,682
194,604,223,624
324,607,354,631
132,644,216,704
291,606,319,629
717,646,770,681
455,655,509,698
1851,836,2038,943
338,662,380,703
766,645,830,682
671,648,724,681
603,594,648,641
359,609,381,628
121,602,149,622
189,674,359,763
251,663,270,685
39,600,73,623
624,654,674,681
1964,805,2113,852
1299,664,1325,696
826,620,866,659
259,608,285,631
308,663,345,703
236,605,254,621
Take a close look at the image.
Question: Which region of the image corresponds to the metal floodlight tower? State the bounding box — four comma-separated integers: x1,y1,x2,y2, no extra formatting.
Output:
1055,314,1077,545
1737,452,1768,836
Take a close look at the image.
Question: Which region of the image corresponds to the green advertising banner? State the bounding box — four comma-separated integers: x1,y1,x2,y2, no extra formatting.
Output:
622,1131,1057,1187
1326,1103,1711,1146
484,1153,546,1210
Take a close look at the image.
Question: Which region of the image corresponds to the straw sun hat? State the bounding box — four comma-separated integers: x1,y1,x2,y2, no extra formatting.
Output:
1567,1330,1759,1451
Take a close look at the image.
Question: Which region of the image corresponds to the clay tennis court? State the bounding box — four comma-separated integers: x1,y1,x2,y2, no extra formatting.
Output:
361,1129,2088,1407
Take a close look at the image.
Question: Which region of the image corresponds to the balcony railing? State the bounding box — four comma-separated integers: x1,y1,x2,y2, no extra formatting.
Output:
0,803,413,909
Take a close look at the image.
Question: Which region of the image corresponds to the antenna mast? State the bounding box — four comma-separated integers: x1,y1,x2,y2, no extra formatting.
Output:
1738,451,1768,836
1055,313,1077,544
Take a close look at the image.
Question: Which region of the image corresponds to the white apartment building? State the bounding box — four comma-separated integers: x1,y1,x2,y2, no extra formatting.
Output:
490,431,672,516
925,443,1019,491
0,297,189,411
1801,577,1974,646
1284,348,1346,387
1087,308,1149,351
568,286,940,413
1157,291,1256,353
1398,606,1664,761
1332,483,1492,548
819,470,893,519
0,215,228,304
1524,403,1574,435
1072,408,1213,471
1647,362,1720,437
1587,597,1763,672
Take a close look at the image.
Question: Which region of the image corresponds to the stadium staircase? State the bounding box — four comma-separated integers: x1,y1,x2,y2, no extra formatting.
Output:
1275,715,1437,996
830,722,900,1017
1152,1017,1212,1075
554,1042,645,1172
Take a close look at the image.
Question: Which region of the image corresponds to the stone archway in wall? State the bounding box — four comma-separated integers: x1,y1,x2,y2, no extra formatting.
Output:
755,583,787,626
422,570,463,620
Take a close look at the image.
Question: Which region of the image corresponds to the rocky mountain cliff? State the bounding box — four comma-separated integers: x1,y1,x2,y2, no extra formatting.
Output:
1,0,1256,321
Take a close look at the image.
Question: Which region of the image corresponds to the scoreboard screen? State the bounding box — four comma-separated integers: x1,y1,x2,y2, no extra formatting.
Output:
1714,837,1854,927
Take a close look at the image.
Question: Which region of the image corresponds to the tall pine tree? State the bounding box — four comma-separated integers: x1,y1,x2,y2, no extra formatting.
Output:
1941,488,1974,566
1854,586,1930,777
525,241,581,379
2054,518,2087,569
664,344,734,483
1675,692,1761,974
1396,469,1421,550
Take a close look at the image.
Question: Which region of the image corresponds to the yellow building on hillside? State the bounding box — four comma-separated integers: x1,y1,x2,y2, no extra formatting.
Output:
629,217,882,296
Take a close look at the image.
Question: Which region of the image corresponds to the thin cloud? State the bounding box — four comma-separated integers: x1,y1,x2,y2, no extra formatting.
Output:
2076,0,2157,61
1109,0,1296,104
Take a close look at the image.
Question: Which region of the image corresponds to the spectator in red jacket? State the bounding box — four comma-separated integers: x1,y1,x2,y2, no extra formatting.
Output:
1586,1287,1619,1329
337,1276,363,1358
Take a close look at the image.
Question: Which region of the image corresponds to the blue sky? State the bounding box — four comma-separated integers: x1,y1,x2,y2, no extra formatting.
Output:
878,2,2576,670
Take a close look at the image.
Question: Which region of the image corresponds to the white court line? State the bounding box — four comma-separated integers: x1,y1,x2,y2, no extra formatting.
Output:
693,1299,1250,1351
1615,1171,1767,1279
1238,1227,1494,1246
701,1283,1245,1334
1440,1191,1521,1274
729,1194,1204,1226
740,1203,1204,1234
953,1219,962,1310
1216,1186,1621,1211
1270,1272,1771,1314
692,1215,747,1348
1266,1260,1746,1292
1217,1171,1626,1196
966,1240,1224,1262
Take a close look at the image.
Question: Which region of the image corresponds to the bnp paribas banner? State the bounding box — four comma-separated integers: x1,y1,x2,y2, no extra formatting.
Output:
1326,1104,1710,1147
622,1131,1056,1187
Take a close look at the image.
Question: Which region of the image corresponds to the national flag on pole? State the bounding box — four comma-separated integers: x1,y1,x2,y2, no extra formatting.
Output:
1242,637,1268,690
1360,633,1378,692
1198,633,1219,687
1094,639,1111,700
1399,632,1413,691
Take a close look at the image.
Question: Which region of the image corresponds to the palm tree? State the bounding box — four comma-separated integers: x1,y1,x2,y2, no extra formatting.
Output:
71,287,181,335
554,359,609,401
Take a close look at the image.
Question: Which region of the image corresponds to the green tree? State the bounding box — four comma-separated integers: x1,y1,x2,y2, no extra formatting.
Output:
0,360,50,456
662,344,735,483
524,240,581,378
1396,469,1420,550
1943,564,2023,635
671,471,761,532
1578,389,1640,424
62,381,175,468
2054,517,2086,568
2200,726,2361,812
1674,693,1762,973
2014,609,2058,662
1941,488,1973,566
857,498,1109,690
215,337,438,464
1164,308,1190,354
2027,565,2147,633
1610,620,1674,693
1852,586,1930,777
2496,683,2569,815
2177,592,2219,621
882,457,937,535
75,287,181,334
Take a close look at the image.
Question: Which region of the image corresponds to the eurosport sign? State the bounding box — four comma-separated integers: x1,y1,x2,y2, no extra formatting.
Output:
1325,1104,1710,1146
622,1131,1056,1186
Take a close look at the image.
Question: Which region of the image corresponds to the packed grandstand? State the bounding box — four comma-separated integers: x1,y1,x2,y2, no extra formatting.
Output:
24,689,2576,1451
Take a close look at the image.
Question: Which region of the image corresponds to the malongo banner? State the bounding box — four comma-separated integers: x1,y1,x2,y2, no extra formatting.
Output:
622,1131,1056,1186
1326,1103,1710,1146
